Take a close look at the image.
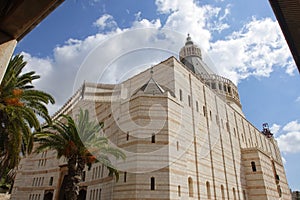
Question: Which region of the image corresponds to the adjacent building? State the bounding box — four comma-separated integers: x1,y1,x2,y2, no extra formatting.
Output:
11,35,291,200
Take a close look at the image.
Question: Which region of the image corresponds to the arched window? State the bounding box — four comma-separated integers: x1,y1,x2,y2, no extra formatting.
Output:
95,189,99,200
221,185,225,200
206,181,211,199
151,177,155,190
251,161,257,172
188,177,193,197
233,187,236,200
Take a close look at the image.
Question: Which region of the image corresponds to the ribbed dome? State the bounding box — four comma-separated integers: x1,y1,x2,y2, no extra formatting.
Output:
179,34,202,61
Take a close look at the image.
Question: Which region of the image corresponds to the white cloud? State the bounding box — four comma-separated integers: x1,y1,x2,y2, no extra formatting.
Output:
277,131,300,153
20,2,296,116
296,96,300,102
209,17,296,84
283,120,300,132
93,14,118,31
275,120,300,154
270,123,281,135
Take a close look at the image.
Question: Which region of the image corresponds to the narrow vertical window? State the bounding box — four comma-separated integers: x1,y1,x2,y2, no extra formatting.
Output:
243,190,247,200
209,110,212,120
101,164,104,177
188,95,191,107
196,101,199,112
203,106,206,117
178,185,181,197
95,167,98,179
95,189,99,200
91,189,95,200
188,177,193,197
179,89,183,101
233,187,236,200
221,185,225,200
124,172,127,183
150,177,155,190
206,181,211,199
126,132,129,141
151,134,155,143
99,189,102,200
251,161,257,172
176,141,179,151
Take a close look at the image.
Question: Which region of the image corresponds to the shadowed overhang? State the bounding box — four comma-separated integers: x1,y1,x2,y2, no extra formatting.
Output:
0,0,64,43
269,0,300,73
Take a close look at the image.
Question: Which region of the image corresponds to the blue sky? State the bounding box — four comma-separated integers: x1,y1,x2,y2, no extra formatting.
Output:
15,0,299,190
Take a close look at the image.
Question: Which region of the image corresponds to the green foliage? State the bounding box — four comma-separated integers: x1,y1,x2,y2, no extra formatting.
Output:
0,54,55,177
35,109,125,199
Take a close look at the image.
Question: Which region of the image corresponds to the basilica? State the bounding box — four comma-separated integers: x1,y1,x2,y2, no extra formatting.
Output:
11,35,291,200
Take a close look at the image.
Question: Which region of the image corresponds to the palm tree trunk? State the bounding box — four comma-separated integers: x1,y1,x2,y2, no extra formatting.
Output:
65,156,86,200
65,156,78,200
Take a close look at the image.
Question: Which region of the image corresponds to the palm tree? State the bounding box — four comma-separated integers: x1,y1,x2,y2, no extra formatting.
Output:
35,109,125,200
0,54,55,178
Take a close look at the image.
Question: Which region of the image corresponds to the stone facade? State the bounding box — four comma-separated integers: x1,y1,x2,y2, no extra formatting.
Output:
11,39,291,200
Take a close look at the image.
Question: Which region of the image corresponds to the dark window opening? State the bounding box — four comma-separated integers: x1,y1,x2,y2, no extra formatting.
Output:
251,161,257,172
179,89,183,101
151,134,155,143
49,177,53,186
124,172,127,183
151,177,155,190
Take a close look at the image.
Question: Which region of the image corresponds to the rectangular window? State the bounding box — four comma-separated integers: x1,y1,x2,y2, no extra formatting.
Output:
124,172,127,183
251,161,257,172
151,134,155,143
188,95,191,107
150,177,155,190
179,89,183,101
196,101,199,112
49,177,53,186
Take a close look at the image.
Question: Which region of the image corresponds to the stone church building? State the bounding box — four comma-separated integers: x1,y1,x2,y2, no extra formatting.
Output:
11,35,291,200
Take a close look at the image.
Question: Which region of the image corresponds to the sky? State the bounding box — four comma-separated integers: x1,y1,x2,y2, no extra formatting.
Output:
14,0,299,190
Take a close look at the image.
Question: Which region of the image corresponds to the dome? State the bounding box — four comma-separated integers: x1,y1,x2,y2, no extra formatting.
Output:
179,34,202,61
